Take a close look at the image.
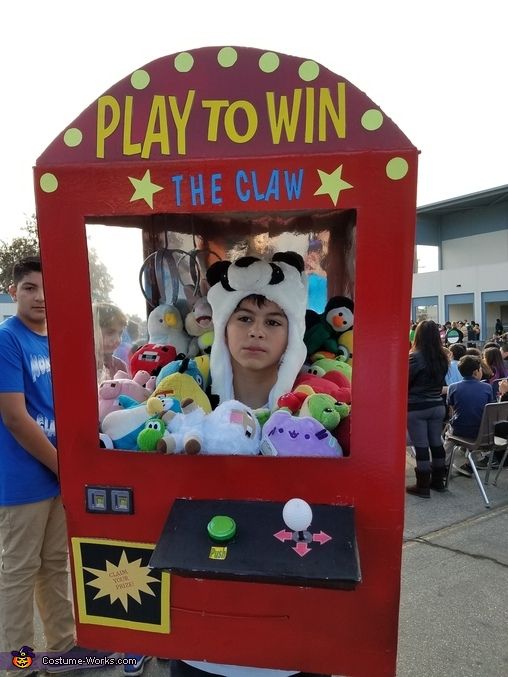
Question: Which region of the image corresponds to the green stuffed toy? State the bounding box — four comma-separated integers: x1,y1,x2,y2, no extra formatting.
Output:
300,392,350,431
306,356,352,382
277,386,350,432
137,416,167,452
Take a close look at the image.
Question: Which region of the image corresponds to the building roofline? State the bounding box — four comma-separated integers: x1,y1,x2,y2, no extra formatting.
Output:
418,184,508,214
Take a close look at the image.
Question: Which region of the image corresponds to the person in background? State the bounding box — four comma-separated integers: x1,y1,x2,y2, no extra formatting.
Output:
93,302,128,380
445,343,466,387
466,321,477,344
483,346,508,382
304,238,327,314
465,347,493,381
114,319,140,367
483,341,500,351
443,355,495,476
500,343,508,370
495,318,504,336
409,323,418,345
406,320,449,498
0,257,115,673
483,346,508,400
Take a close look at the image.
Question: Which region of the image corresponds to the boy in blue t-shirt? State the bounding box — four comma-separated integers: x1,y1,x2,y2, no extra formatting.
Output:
444,354,494,476
0,257,76,666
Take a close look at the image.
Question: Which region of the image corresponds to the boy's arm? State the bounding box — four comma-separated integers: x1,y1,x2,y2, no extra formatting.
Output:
0,392,58,476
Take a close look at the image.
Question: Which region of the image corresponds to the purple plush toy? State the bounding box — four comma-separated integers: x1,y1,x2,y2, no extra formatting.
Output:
260,410,343,457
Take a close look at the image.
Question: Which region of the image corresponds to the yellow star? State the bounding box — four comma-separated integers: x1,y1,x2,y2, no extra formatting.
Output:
129,170,164,208
314,165,353,206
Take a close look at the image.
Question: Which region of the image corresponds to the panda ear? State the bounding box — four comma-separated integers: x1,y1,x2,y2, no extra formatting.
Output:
272,251,304,273
206,260,230,287
235,256,260,268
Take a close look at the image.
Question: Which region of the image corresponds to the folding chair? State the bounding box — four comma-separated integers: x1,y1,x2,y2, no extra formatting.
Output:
492,420,508,486
446,401,508,508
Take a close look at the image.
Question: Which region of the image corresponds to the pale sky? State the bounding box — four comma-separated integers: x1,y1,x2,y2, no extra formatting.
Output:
1,0,506,314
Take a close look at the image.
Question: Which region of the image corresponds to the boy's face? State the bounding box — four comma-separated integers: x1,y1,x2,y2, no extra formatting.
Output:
9,271,46,330
101,321,124,356
226,297,288,373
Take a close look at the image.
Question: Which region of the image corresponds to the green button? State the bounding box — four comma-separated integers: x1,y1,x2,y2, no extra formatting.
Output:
207,515,237,542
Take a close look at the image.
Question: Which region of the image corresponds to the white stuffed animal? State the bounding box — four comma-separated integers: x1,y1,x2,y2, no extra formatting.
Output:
158,400,261,456
147,303,189,355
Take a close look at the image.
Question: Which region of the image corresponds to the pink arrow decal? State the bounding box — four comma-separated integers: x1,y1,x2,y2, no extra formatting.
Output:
274,529,293,542
293,541,311,557
312,531,332,545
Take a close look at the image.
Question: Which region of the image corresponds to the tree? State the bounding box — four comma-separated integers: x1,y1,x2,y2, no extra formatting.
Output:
0,215,113,301
0,216,39,292
87,247,114,302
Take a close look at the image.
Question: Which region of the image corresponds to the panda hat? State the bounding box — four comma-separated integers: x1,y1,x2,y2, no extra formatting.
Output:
207,252,308,409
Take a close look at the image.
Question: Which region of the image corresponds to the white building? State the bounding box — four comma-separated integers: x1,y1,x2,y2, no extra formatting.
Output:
412,184,508,340
0,293,15,321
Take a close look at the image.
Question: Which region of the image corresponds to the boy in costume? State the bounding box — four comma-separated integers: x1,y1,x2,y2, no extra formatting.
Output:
172,251,325,677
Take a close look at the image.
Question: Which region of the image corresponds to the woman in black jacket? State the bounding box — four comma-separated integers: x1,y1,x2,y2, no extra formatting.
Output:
407,320,450,497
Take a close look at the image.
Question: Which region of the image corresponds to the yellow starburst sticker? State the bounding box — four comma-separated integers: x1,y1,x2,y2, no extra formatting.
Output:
84,550,159,612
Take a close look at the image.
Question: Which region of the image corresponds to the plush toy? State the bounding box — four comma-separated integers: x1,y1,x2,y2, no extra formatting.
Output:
291,375,352,456
294,372,351,404
130,343,177,377
157,400,261,456
278,389,350,432
305,357,352,383
278,387,350,428
100,394,182,450
137,417,167,452
184,297,215,357
156,355,210,391
336,328,353,366
147,303,189,354
304,296,354,361
260,410,343,457
151,371,211,414
98,370,156,422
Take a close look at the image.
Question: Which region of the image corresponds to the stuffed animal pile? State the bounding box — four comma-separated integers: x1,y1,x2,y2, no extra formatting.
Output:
130,297,215,377
98,288,353,456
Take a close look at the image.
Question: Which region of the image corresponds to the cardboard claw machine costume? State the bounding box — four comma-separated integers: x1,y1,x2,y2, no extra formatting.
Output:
34,47,417,677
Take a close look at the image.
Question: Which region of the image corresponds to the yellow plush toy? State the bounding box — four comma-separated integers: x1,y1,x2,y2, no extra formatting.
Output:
150,371,211,414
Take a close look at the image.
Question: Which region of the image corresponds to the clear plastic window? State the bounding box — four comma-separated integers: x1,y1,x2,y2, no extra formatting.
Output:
87,210,356,456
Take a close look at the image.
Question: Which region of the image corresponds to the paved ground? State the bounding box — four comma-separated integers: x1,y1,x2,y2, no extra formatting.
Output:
397,454,508,677
2,453,507,677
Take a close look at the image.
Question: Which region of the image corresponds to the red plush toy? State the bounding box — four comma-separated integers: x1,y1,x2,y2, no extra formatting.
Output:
130,343,177,377
294,371,351,404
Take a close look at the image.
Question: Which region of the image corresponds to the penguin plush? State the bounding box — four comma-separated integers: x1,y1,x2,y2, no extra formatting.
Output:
304,296,354,362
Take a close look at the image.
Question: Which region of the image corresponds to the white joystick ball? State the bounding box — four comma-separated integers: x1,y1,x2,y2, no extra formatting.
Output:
282,498,313,532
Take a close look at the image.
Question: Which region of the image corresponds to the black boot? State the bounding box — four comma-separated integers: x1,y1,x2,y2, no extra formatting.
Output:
430,466,447,492
406,469,431,498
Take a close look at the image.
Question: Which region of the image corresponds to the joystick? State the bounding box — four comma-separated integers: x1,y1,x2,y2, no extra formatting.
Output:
282,498,313,542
